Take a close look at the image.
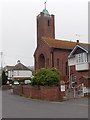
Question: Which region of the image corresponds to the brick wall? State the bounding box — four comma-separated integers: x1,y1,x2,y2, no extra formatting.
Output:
23,86,40,99
34,40,71,81
70,65,90,86
34,40,52,71
37,12,55,46
53,49,70,77
13,85,64,101
2,85,12,90
40,86,61,101
13,85,23,95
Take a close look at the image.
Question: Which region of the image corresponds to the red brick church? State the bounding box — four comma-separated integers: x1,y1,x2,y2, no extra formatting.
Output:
34,6,88,83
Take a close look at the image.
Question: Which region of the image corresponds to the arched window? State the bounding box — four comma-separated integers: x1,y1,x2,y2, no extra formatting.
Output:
48,20,50,26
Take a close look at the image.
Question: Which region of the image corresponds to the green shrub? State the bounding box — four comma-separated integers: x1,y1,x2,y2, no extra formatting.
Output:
17,79,24,83
31,68,60,86
8,79,13,83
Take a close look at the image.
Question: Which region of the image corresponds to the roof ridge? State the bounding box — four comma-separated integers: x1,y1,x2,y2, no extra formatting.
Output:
42,37,89,44
14,63,30,70
42,37,89,50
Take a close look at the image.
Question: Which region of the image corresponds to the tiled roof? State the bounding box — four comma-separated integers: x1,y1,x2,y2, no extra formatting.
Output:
42,37,89,50
13,63,30,70
68,44,90,58
80,44,90,52
5,63,30,71
5,66,14,71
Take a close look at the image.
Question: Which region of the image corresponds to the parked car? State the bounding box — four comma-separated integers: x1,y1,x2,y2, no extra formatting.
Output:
24,80,31,85
13,81,19,85
31,75,34,78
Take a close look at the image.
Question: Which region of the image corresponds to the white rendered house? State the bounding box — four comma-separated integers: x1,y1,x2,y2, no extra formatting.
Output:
5,61,32,80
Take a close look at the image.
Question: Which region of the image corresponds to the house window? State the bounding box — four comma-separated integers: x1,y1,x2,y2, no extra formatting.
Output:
76,53,88,64
17,71,19,76
78,54,83,63
84,53,88,62
57,58,59,69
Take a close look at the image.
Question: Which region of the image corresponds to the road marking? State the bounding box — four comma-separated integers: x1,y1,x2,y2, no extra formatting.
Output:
51,101,89,107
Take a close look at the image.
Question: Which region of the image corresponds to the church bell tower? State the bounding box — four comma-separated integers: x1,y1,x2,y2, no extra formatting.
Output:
37,2,55,46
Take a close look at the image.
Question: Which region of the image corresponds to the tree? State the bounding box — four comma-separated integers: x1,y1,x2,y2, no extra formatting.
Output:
31,68,60,86
0,76,2,86
2,71,8,85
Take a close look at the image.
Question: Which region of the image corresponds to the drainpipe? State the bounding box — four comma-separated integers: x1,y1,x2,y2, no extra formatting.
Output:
68,61,71,88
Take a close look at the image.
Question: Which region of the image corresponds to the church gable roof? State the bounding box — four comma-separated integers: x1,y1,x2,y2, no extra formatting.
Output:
42,37,89,50
42,37,77,50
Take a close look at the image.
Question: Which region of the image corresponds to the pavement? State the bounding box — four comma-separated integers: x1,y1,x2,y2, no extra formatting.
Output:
1,89,89,118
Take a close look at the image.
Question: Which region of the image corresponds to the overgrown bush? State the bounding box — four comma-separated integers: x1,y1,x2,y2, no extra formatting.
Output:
31,68,60,86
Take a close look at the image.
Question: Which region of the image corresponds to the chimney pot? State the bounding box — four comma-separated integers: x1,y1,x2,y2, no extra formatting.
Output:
77,40,79,43
17,60,20,63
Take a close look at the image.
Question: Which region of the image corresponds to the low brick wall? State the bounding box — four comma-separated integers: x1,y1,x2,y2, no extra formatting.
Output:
2,85,12,90
23,86,40,99
84,93,90,97
40,86,61,101
23,86,62,101
13,85,64,101
13,85,23,95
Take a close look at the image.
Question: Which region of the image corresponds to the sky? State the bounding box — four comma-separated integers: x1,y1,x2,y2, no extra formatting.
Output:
0,0,89,67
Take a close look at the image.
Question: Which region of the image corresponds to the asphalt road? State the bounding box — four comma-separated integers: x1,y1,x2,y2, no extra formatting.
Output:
2,90,88,118
0,90,2,119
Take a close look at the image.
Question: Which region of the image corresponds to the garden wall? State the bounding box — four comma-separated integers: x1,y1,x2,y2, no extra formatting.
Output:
13,85,23,95
13,85,63,101
40,86,61,101
2,85,12,90
23,86,41,99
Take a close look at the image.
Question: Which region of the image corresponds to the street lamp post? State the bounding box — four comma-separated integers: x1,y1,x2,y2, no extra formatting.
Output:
0,52,3,72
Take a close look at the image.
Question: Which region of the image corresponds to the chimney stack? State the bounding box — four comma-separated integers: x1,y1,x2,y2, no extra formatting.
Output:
77,40,79,44
17,60,20,64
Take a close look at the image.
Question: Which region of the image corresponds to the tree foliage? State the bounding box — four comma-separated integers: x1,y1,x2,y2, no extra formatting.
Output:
2,71,8,85
0,76,2,86
31,68,60,86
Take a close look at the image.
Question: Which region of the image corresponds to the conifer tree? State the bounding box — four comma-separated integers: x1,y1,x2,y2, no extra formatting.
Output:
2,71,8,85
